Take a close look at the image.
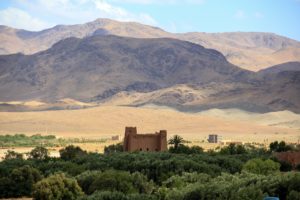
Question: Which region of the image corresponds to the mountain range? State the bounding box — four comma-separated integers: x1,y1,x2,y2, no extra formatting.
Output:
1,18,300,71
0,19,299,114
0,34,300,113
0,35,249,101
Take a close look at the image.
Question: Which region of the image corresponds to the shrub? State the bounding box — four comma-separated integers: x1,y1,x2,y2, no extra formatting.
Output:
79,191,127,200
279,160,293,172
104,143,123,154
296,163,300,171
287,190,300,200
4,150,23,160
169,145,203,154
79,191,157,200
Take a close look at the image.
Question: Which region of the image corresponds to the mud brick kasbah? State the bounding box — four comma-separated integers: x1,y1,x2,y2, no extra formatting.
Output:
123,127,167,152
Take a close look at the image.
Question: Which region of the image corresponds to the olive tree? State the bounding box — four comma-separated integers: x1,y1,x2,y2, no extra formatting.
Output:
32,173,83,200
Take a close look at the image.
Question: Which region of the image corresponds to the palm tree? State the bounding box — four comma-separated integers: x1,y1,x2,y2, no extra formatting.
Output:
168,135,188,150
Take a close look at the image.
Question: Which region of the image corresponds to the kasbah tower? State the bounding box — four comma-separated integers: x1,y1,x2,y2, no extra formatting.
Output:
123,127,167,152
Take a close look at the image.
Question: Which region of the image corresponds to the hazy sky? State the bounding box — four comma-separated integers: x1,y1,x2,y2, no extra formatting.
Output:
0,0,299,40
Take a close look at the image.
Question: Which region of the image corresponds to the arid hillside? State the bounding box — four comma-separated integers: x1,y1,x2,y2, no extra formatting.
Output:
0,35,299,113
1,19,300,71
100,75,300,113
0,35,249,102
258,61,300,75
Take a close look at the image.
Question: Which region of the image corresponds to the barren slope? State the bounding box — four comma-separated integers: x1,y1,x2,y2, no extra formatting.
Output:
101,72,300,113
258,61,300,75
1,19,300,70
0,35,248,102
178,32,300,71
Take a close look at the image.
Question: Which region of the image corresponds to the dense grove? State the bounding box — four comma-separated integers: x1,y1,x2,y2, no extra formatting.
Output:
0,139,299,200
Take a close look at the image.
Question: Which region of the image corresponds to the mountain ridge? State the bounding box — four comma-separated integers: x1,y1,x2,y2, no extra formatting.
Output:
0,35,251,102
0,35,299,113
258,62,300,75
1,18,300,71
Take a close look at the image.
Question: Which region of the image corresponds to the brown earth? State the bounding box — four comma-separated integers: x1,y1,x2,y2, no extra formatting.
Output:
0,105,299,143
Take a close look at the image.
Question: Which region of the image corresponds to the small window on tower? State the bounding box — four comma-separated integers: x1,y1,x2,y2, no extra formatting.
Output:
140,148,142,151
147,148,149,151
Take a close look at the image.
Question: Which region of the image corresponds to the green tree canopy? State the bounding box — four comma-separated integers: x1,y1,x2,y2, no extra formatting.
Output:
269,141,293,152
89,170,143,194
169,144,203,154
104,143,123,154
242,158,280,175
32,173,83,200
28,146,49,160
76,170,154,195
59,145,87,160
168,135,188,150
0,165,42,198
220,144,247,155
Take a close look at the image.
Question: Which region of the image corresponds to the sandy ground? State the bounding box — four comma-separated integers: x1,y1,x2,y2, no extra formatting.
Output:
0,141,119,160
0,105,299,143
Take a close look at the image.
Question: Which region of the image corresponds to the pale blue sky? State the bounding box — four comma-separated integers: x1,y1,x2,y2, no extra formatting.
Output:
0,0,299,41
